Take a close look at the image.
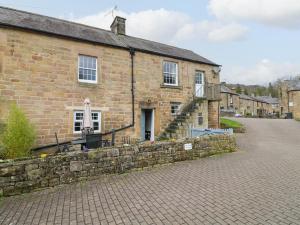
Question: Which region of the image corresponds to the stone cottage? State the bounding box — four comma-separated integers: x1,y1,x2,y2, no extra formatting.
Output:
220,84,239,116
279,80,300,119
0,7,221,146
238,94,255,116
256,96,279,116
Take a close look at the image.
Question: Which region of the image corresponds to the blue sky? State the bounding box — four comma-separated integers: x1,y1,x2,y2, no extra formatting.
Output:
1,0,300,85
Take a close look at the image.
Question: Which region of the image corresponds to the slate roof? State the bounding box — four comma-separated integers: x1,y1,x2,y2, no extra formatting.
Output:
0,6,219,66
220,85,238,95
255,96,278,104
239,94,253,101
287,80,300,91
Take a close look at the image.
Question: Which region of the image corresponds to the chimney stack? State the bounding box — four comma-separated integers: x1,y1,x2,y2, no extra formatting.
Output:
110,16,126,35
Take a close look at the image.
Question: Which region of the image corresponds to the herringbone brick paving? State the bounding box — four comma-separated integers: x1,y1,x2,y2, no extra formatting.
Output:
1,118,300,224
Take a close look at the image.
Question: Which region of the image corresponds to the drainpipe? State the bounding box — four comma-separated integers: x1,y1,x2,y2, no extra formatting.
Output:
287,91,290,113
103,47,136,134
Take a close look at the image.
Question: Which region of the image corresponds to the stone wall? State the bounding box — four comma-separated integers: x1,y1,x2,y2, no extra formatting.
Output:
289,91,300,120
0,28,219,146
0,135,236,196
208,101,220,128
239,98,254,116
220,93,239,113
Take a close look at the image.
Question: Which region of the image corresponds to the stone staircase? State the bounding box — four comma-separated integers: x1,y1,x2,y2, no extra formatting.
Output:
159,98,204,140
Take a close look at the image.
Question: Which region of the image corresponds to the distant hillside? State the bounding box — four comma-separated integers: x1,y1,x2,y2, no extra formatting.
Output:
223,83,279,97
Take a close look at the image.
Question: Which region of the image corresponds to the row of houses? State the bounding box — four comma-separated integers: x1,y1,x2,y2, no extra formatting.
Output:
220,84,280,117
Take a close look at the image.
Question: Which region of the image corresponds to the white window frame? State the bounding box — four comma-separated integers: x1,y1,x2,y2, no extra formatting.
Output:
73,111,101,134
78,55,98,84
170,102,181,116
163,61,178,86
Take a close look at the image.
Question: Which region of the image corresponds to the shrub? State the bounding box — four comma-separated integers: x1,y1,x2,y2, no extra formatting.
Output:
1,104,36,159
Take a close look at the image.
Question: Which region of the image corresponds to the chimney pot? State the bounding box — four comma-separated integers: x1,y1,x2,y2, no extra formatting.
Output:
110,16,126,35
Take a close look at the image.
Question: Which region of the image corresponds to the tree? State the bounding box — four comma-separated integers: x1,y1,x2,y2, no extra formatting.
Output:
236,85,242,94
1,104,36,159
268,82,275,97
244,89,249,95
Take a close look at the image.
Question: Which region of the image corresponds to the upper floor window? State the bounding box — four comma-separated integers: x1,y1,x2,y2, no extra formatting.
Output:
163,61,178,86
73,111,101,133
78,55,97,83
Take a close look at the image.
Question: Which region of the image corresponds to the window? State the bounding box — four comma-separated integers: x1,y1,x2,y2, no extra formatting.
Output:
78,55,97,83
170,102,181,116
198,113,203,125
195,71,204,84
73,111,101,133
163,61,178,85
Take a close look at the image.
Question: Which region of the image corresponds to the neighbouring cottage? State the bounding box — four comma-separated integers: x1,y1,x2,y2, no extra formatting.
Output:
279,80,300,119
255,96,280,116
0,7,221,146
238,94,255,116
220,84,239,116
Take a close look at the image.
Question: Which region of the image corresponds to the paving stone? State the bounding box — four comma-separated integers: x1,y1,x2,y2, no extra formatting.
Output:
1,119,300,224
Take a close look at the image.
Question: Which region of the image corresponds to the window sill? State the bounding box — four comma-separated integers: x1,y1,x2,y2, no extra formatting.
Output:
160,84,183,90
78,81,99,88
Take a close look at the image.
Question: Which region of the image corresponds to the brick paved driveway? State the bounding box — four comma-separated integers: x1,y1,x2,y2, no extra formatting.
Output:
1,118,300,225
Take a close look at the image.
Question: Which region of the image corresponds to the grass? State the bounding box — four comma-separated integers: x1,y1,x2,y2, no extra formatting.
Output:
220,118,243,129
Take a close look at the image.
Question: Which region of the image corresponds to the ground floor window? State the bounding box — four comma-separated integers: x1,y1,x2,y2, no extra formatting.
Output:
73,111,101,133
198,113,204,125
170,102,181,116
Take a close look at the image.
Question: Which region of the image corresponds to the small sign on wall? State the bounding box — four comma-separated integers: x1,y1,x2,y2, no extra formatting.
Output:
184,143,193,151
289,102,294,107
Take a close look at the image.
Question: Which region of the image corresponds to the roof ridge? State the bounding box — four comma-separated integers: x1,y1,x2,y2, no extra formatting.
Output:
0,6,219,66
0,6,115,35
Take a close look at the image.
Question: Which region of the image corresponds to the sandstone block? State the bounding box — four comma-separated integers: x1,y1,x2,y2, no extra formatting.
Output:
70,161,83,172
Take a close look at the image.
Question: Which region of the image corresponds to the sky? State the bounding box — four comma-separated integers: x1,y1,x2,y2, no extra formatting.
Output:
1,0,300,85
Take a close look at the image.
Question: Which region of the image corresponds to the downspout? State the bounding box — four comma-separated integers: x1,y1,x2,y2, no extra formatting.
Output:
287,90,290,113
102,47,136,134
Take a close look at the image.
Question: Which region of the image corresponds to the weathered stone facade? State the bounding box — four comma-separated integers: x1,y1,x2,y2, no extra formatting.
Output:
279,80,300,119
288,91,300,120
220,93,239,112
238,95,255,116
0,26,220,146
0,135,236,196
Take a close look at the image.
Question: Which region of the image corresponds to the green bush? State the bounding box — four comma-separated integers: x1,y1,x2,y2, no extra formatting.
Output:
1,104,36,159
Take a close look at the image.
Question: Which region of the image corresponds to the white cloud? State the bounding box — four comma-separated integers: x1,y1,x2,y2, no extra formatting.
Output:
209,0,300,28
222,59,300,85
73,8,248,44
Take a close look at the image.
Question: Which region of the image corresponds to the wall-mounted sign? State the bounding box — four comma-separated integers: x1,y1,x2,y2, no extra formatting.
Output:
289,102,294,107
184,143,192,151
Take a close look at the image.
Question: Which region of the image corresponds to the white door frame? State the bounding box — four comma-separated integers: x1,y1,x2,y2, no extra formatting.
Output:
195,71,205,97
150,109,155,142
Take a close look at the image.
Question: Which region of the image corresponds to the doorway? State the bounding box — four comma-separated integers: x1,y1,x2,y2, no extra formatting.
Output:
195,71,205,97
140,109,155,141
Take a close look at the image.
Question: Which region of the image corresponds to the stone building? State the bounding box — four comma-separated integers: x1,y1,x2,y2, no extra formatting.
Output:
238,94,255,116
220,85,239,116
279,80,300,119
0,7,221,146
251,97,270,117
256,96,280,116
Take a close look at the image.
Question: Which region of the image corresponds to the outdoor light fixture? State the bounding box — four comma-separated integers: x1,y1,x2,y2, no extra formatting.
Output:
212,66,221,74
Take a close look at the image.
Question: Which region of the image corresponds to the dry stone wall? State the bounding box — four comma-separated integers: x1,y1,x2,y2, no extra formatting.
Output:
0,135,236,196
